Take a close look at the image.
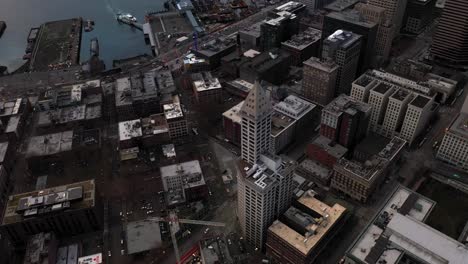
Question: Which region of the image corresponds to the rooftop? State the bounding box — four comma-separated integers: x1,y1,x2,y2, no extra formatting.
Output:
126,220,162,255
337,137,406,181
192,72,222,92
162,144,176,158
282,27,321,50
118,119,143,141
391,89,412,101
447,113,468,139
298,159,331,181
326,10,377,28
0,98,24,118
163,102,184,120
160,160,205,188
268,193,347,255
239,21,262,37
323,94,371,117
325,29,361,50
226,79,254,94
353,74,374,88
303,57,339,73
141,114,169,136
222,101,244,124
239,154,295,192
23,232,57,264
240,49,290,73
410,94,431,108
200,236,233,264
274,95,316,120
2,180,95,225
183,53,207,65
194,34,237,58
325,0,360,12
311,136,348,159
372,82,393,95
366,70,432,96
347,185,461,264
26,131,74,157
274,1,305,14
271,111,296,137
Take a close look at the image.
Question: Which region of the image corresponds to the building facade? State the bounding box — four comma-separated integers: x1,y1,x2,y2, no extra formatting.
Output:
281,28,321,66
1,180,103,244
367,0,408,35
431,0,468,66
237,154,296,249
302,57,339,106
322,30,362,96
240,81,272,165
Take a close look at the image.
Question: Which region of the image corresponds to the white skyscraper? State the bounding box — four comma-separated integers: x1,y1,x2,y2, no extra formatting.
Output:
240,80,272,165
237,154,296,250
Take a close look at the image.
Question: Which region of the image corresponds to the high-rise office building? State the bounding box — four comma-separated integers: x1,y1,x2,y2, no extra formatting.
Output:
320,94,371,149
403,0,436,34
351,70,436,145
260,9,300,51
323,10,378,73
240,81,272,165
322,30,362,96
302,57,339,106
367,0,408,34
237,153,296,250
354,3,395,63
432,0,468,66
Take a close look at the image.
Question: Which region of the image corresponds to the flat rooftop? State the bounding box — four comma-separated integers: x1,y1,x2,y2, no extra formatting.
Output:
119,119,143,141
222,101,244,124
325,0,359,11
192,72,222,92
303,57,339,73
391,89,412,101
448,113,468,139
239,21,262,38
200,236,233,264
160,160,205,189
194,34,237,58
163,102,184,120
410,94,431,108
271,111,296,137
2,180,95,225
298,159,331,181
323,94,371,117
372,82,393,95
282,28,321,50
268,194,346,255
0,98,23,118
325,29,361,49
353,74,374,88
240,49,289,73
347,185,445,264
311,136,348,159
274,95,316,120
326,10,377,28
26,131,74,157
226,79,254,94
126,220,162,255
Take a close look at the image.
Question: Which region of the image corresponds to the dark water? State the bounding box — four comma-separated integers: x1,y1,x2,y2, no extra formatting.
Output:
0,0,163,71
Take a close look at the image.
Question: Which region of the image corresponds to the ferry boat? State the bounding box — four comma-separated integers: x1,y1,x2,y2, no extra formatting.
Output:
116,13,138,24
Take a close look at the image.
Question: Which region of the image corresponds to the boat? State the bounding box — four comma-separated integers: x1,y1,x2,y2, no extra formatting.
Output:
116,13,138,24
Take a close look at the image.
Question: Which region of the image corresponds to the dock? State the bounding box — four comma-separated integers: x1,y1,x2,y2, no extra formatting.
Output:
28,18,83,72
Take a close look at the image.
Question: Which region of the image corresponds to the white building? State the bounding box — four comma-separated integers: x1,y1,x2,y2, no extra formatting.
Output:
345,185,468,264
437,96,468,170
237,153,296,250
351,71,436,144
240,81,272,165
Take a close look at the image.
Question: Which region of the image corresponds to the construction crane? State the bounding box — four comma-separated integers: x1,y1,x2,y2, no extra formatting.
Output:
146,211,226,264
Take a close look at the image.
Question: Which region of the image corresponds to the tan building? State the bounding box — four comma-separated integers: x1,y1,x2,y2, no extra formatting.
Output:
331,137,406,202
163,96,188,140
354,3,395,63
191,72,223,104
367,82,395,132
266,193,347,264
400,95,435,144
302,57,339,106
1,180,102,244
367,0,408,35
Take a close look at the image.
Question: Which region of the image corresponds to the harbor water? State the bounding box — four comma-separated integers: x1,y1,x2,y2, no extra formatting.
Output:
0,0,164,71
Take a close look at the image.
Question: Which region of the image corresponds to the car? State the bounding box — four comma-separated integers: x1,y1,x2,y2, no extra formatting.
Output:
147,210,155,215
121,239,124,245
119,211,123,217
204,228,210,234
149,152,156,162
121,249,125,255
108,251,112,257
126,211,133,215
